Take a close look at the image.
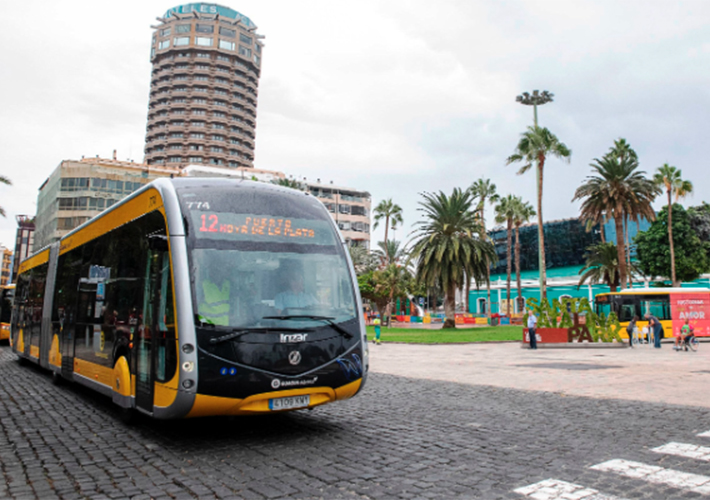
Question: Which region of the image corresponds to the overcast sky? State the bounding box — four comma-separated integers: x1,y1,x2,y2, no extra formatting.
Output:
1,0,708,252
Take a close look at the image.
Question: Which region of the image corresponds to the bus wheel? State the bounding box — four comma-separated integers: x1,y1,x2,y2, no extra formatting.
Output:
51,371,63,386
16,356,27,366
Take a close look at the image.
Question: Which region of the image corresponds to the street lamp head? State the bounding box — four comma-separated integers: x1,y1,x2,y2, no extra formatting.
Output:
516,89,554,106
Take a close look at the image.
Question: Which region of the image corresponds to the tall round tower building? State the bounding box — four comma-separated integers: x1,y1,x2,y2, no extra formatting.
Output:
144,3,263,169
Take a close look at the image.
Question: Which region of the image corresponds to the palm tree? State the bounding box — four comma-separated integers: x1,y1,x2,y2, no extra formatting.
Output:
272,177,305,190
374,262,413,327
0,175,12,217
512,198,536,311
494,195,517,312
506,126,571,299
410,189,495,328
578,242,621,292
469,178,499,316
653,164,694,286
608,138,639,288
374,240,408,267
348,245,379,276
573,153,658,290
373,199,404,264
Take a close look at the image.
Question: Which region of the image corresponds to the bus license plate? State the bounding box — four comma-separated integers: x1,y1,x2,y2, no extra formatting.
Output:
269,395,310,410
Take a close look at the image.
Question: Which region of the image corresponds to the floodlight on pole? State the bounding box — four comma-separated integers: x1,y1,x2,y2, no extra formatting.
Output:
515,89,554,299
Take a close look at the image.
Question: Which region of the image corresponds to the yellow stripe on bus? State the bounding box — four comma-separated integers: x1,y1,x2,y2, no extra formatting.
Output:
18,248,50,274
59,188,164,255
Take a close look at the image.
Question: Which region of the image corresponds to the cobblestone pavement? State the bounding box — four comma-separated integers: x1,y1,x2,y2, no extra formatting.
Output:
2,344,710,499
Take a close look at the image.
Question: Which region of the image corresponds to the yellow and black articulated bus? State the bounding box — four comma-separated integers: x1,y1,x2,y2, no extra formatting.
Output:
12,178,367,419
0,284,14,341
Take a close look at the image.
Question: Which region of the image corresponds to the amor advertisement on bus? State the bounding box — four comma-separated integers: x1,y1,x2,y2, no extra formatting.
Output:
671,293,710,337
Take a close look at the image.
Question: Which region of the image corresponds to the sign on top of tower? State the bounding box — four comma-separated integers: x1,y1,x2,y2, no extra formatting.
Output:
164,3,255,29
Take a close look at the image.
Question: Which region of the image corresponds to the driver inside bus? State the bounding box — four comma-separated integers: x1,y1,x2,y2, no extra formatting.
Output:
274,269,319,314
197,255,231,326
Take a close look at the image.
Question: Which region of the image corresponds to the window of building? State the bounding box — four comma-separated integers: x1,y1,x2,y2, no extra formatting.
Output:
213,111,226,118
190,133,204,139
212,135,224,141
158,40,170,50
254,55,260,65
170,144,182,150
255,44,262,54
194,75,208,81
196,52,210,58
194,87,207,93
170,132,184,138
195,37,213,47
219,27,236,38
160,27,171,37
192,109,206,115
214,100,226,107
193,98,207,104
215,78,229,85
211,147,223,153
196,24,214,33
219,39,235,51
217,55,231,62
173,36,190,47
189,144,204,150
213,123,224,129
239,33,252,45
171,121,184,127
192,121,205,127
176,24,190,33
338,204,351,214
189,156,203,162
230,139,240,145
209,159,224,165
238,46,252,58
168,157,182,163
196,64,210,70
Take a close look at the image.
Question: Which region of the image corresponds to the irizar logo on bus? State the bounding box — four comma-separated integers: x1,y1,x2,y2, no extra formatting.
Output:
280,333,308,343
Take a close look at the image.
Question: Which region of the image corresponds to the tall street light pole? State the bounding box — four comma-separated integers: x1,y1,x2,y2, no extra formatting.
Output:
515,90,553,299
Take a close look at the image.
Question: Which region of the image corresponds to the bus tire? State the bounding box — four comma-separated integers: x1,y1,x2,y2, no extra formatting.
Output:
16,356,27,366
51,371,63,386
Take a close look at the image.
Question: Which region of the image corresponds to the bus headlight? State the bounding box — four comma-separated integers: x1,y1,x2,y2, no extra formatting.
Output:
182,361,195,373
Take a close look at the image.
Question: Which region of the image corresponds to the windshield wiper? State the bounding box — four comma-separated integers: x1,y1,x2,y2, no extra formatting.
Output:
263,315,354,339
209,329,251,344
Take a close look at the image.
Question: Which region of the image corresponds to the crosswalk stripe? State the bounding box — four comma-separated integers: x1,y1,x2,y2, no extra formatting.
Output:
652,442,710,461
699,431,710,438
591,459,710,494
514,478,627,499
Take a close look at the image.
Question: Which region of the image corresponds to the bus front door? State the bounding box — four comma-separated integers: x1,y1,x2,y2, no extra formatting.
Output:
136,241,170,414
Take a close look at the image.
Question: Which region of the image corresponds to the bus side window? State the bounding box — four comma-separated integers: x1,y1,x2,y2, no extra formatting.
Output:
645,300,671,321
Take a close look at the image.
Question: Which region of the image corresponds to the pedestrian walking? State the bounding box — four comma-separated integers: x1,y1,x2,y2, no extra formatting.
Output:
626,315,639,348
373,314,382,345
527,309,538,350
645,313,663,348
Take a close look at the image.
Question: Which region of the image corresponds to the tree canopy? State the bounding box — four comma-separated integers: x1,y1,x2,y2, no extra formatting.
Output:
635,204,710,283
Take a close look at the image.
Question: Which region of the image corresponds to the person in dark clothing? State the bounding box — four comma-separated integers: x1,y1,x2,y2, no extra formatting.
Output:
645,313,663,348
626,315,639,347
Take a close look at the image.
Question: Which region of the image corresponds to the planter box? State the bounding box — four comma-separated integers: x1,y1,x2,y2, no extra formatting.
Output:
523,327,569,344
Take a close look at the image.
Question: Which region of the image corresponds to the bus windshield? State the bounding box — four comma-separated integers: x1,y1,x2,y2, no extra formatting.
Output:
178,184,358,331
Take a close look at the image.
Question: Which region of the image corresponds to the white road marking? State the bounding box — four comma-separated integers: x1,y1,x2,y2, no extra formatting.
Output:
652,442,710,461
591,459,710,494
699,431,710,438
514,478,626,499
